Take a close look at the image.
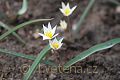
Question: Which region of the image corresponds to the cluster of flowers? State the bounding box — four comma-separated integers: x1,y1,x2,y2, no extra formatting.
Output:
37,2,77,50
39,22,63,50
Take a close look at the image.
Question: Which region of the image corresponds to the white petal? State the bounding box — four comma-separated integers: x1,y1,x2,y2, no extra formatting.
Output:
71,6,77,13
43,36,51,40
39,33,50,40
52,33,59,39
49,40,55,49
52,25,57,35
59,37,64,43
57,43,63,49
39,33,44,37
60,20,67,30
43,24,48,33
62,2,66,9
49,39,63,50
54,38,58,42
59,8,65,14
60,20,62,23
48,22,52,29
66,3,70,9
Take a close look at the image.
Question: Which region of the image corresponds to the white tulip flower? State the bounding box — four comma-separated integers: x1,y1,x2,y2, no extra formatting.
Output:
59,20,67,30
49,38,63,50
39,22,58,40
60,2,77,16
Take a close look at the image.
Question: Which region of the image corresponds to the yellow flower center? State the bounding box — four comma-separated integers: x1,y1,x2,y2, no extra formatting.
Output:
52,42,59,49
45,31,53,39
64,8,71,16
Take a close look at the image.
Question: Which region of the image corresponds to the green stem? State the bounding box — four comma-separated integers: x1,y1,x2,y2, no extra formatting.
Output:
75,0,95,33
66,17,71,32
23,45,51,80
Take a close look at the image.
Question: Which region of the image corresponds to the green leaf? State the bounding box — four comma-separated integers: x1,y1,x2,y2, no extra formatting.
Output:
75,0,95,33
0,18,53,40
0,48,35,60
64,38,120,69
0,48,57,66
18,0,28,15
23,45,51,80
0,21,26,44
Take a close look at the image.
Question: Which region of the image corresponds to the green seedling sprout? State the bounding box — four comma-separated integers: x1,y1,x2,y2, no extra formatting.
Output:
18,0,28,15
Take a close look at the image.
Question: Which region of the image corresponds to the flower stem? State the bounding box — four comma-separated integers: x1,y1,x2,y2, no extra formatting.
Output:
66,17,71,32
75,0,95,33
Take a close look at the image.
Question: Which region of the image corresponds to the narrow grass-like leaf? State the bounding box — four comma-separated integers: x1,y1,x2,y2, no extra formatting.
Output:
64,38,120,69
109,0,120,5
0,21,26,44
18,0,28,15
0,18,53,40
75,0,95,33
23,45,51,80
0,48,57,66
0,48,35,60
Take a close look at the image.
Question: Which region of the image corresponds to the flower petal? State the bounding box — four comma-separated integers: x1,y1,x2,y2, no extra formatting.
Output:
48,22,52,29
52,25,57,35
66,3,70,9
53,37,58,42
49,40,55,49
60,20,67,30
71,6,77,13
57,43,63,49
59,37,64,43
43,24,48,34
62,2,66,9
59,8,65,15
39,33,50,40
49,38,63,50
52,33,59,39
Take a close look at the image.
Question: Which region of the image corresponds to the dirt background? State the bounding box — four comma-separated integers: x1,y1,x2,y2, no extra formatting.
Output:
0,0,120,80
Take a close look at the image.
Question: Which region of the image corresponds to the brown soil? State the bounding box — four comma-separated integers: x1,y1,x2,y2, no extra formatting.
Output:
0,0,120,80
